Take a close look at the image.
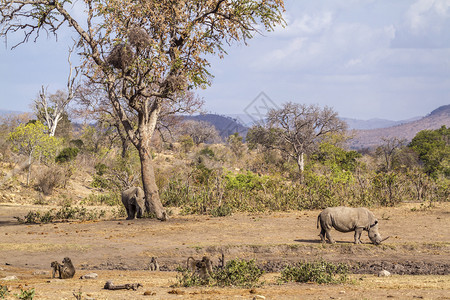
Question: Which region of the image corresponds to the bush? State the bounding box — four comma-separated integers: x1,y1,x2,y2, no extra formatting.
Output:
175,259,264,288
14,205,106,224
214,259,264,287
199,147,215,158
70,139,84,149
16,288,35,300
210,204,233,217
35,167,65,195
279,260,349,284
0,284,9,298
94,163,108,176
175,267,212,287
83,192,120,206
55,147,79,163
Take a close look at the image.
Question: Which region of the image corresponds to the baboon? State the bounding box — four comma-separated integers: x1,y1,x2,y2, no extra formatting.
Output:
187,256,213,280
50,261,60,278
50,257,75,279
148,257,159,271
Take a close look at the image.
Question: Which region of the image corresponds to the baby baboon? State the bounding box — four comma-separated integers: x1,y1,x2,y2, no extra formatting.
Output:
51,257,75,279
148,257,159,271
187,256,213,280
50,261,60,278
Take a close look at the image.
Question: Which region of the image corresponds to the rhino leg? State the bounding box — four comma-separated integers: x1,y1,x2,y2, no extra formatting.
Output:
354,228,363,244
325,230,335,244
126,205,136,220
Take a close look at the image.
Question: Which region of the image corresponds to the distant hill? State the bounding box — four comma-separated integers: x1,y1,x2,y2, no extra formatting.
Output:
349,105,450,149
183,114,248,140
341,116,421,130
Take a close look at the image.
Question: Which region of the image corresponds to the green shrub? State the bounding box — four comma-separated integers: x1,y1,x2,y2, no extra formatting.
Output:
16,288,35,300
84,193,120,206
175,267,212,287
210,204,233,217
69,139,84,149
94,163,108,176
279,260,349,284
0,284,9,298
14,205,106,224
55,147,79,163
91,175,111,189
214,259,264,287
199,147,215,158
175,259,264,288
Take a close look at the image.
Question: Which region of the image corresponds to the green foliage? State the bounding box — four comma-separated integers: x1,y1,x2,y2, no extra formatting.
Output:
94,163,108,176
210,204,233,217
175,259,264,288
91,175,111,189
0,284,8,298
409,126,450,178
69,139,84,149
175,267,212,287
225,171,266,191
279,260,349,284
372,172,403,206
315,142,362,172
83,192,120,206
199,147,215,159
16,287,35,300
180,135,194,152
228,132,245,157
14,204,106,224
214,259,264,287
55,147,79,163
8,121,61,161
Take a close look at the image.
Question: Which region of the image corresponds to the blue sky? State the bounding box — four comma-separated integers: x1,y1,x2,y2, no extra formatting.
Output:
1,0,449,120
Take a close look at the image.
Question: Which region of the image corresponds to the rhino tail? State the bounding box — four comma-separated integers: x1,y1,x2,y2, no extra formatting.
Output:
317,214,321,229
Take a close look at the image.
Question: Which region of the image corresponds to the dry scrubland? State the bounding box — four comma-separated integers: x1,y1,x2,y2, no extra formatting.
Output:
0,117,448,299
0,202,449,299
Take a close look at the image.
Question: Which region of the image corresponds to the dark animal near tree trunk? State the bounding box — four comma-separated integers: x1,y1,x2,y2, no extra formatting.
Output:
121,186,146,220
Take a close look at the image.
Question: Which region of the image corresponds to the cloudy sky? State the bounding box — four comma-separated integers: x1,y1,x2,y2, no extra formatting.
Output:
1,0,449,120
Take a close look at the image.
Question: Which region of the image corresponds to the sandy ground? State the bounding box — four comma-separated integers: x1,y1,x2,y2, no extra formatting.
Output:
0,202,449,299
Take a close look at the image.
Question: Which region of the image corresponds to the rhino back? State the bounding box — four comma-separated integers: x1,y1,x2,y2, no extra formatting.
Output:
325,207,372,232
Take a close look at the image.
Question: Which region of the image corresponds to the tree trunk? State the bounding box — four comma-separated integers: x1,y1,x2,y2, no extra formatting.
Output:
297,152,305,184
139,146,167,221
26,152,32,186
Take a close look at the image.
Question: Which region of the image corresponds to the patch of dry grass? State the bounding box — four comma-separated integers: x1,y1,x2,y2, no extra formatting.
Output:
0,243,90,252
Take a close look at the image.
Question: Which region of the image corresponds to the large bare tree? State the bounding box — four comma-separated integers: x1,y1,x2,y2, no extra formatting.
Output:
1,0,285,220
248,102,347,182
34,46,78,137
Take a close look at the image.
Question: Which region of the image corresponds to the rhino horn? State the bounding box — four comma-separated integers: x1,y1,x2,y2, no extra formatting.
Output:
380,236,390,243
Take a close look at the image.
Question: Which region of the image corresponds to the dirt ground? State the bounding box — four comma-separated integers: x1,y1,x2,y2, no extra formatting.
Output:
0,202,449,299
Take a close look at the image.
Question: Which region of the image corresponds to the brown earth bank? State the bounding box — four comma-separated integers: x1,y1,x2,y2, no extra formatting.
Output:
0,202,449,299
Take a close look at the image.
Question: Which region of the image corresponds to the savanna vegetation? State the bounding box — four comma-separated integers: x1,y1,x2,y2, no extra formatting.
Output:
0,105,448,222
0,0,447,221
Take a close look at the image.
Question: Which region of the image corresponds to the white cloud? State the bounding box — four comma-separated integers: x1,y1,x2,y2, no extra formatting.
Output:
392,0,450,48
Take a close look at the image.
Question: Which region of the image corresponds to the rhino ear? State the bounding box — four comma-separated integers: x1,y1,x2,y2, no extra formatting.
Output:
369,220,378,228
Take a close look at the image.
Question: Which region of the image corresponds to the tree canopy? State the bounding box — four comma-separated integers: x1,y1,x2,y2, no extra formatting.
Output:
409,126,450,178
247,102,347,181
1,0,286,220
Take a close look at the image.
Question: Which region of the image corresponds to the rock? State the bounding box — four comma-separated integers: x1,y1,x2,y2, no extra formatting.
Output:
144,290,156,295
1,275,18,281
378,270,391,277
80,273,98,279
253,296,266,300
